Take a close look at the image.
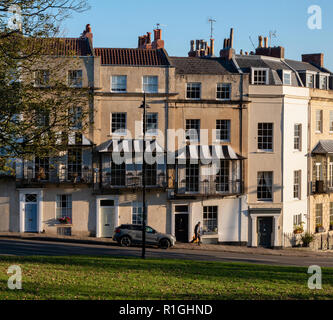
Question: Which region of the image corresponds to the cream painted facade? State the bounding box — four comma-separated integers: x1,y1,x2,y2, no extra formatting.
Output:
309,89,333,234
247,85,309,247
166,68,249,244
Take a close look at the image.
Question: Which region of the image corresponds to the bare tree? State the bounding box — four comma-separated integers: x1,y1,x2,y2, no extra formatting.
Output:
0,0,92,173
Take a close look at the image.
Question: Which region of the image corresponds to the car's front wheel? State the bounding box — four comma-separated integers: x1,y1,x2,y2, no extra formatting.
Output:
120,236,132,247
159,238,171,249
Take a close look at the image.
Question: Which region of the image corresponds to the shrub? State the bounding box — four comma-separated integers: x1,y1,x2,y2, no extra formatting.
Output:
301,232,314,247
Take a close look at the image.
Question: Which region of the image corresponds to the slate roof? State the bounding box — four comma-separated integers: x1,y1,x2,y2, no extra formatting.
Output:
94,48,170,66
312,140,333,154
234,54,333,86
169,57,236,75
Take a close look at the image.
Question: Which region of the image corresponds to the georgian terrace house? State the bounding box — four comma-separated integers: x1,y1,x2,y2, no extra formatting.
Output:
233,37,333,248
1,25,97,237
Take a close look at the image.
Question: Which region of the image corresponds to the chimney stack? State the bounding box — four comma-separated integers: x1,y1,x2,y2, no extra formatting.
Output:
258,35,263,48
152,28,164,49
302,53,324,68
81,24,93,48
220,27,235,60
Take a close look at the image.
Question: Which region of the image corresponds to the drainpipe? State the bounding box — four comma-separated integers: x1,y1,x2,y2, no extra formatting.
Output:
231,55,244,244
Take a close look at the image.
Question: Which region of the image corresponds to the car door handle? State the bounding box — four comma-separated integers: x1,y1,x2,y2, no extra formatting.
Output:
104,224,110,226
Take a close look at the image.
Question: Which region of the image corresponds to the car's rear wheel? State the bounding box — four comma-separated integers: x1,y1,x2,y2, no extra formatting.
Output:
159,238,171,249
120,236,132,247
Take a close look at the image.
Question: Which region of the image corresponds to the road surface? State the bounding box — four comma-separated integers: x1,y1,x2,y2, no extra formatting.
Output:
0,238,332,267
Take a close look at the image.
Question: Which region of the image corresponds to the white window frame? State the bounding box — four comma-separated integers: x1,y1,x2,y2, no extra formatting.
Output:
306,72,316,88
216,119,231,142
56,194,72,221
294,123,302,151
202,206,218,234
329,111,333,133
316,162,322,181
257,122,273,152
68,70,83,88
257,171,273,201
132,202,144,225
185,119,201,142
145,112,158,136
34,70,50,87
142,76,158,93
315,110,323,133
251,68,269,85
319,73,329,90
111,75,127,92
293,170,301,200
283,70,292,85
110,112,127,136
216,83,231,100
186,82,201,100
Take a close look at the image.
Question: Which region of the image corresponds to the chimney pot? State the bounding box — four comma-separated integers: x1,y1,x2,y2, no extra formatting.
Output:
258,35,263,48
229,28,234,48
264,37,268,48
210,38,215,56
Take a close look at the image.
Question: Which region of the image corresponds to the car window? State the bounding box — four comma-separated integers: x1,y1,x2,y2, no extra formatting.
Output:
145,227,154,233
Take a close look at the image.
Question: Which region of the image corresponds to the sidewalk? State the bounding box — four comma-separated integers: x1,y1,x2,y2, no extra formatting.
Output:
1,232,332,258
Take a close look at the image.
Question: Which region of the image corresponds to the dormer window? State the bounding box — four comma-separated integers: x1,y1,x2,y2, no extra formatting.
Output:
283,71,291,85
306,73,315,88
252,68,269,85
319,74,329,90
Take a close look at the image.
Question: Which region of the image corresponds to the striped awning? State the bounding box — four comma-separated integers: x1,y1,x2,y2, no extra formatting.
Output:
68,133,93,146
176,145,244,161
96,139,164,153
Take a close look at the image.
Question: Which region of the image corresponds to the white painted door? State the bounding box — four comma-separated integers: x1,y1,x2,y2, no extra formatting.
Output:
100,200,115,238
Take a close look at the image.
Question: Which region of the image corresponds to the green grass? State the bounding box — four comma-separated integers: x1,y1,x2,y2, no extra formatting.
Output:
0,255,332,300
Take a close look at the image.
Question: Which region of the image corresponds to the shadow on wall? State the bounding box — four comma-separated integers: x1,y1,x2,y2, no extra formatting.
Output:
88,198,96,237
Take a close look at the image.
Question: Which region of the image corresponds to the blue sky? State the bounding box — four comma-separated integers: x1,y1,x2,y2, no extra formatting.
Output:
63,0,333,69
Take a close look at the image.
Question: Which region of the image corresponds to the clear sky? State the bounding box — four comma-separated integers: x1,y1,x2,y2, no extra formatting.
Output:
63,0,333,70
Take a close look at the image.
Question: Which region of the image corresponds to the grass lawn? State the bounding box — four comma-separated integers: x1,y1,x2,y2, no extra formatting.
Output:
0,255,332,300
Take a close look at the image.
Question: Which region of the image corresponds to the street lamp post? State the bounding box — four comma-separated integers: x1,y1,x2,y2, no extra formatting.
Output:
140,93,149,259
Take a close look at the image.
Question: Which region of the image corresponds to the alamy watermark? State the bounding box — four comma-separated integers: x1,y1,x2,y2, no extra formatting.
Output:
7,265,22,290
7,4,22,31
308,5,322,30
308,265,322,290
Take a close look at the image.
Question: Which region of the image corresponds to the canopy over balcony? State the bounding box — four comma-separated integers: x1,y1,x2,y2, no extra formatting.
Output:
312,140,333,155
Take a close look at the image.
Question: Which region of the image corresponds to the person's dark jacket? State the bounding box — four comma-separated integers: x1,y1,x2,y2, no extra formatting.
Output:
194,223,200,235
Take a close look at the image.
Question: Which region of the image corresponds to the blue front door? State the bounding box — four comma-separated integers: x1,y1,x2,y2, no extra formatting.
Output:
24,194,38,232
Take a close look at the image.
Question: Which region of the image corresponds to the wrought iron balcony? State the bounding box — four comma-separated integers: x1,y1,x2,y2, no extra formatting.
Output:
17,166,93,185
310,180,333,194
174,178,243,197
95,171,167,190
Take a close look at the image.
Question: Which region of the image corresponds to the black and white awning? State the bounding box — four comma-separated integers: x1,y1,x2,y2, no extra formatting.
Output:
96,139,164,153
176,145,244,161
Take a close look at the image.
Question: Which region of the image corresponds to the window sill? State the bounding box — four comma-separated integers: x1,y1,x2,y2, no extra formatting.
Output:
257,200,273,202
110,132,127,137
202,233,218,237
255,150,274,154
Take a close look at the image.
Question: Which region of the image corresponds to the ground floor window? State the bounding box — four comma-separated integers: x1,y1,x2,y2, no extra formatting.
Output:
132,202,143,225
203,206,218,234
257,171,273,201
315,203,323,227
56,195,72,221
293,213,302,226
